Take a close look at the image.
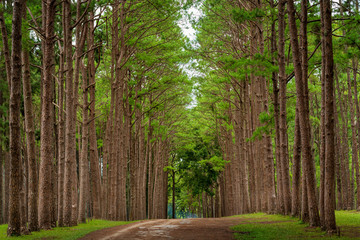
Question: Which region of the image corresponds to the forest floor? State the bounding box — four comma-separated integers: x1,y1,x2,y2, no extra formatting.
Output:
80,211,360,240
230,211,360,239
1,211,359,239
0,219,131,239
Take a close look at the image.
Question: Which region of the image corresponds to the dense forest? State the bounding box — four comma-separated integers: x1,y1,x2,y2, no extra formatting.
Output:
0,0,359,237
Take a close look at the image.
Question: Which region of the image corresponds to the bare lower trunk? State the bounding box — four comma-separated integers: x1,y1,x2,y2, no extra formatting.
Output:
57,44,65,227
291,106,301,217
321,0,336,231
278,0,291,215
352,59,360,210
63,0,75,227
22,31,38,231
287,0,320,227
38,0,56,230
88,12,101,219
7,0,24,236
78,61,89,223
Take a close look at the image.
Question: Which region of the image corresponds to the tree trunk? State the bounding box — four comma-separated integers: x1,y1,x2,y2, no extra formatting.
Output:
278,0,291,215
335,74,351,210
57,39,65,227
291,106,301,217
63,0,75,227
287,0,320,227
88,11,102,219
4,151,9,224
22,18,38,231
78,60,89,223
7,0,24,236
352,59,360,210
320,0,336,232
38,0,56,230
340,0,353,210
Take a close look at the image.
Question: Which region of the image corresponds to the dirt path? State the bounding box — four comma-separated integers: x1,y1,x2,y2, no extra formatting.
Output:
79,218,240,240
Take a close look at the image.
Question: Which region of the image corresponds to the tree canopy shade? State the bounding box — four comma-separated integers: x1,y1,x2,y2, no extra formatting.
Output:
0,0,358,237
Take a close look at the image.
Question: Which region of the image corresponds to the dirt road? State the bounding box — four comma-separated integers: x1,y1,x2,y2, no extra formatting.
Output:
79,218,240,240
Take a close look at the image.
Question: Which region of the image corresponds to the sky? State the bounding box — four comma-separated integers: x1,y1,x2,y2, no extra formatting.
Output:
178,5,201,43
178,5,203,108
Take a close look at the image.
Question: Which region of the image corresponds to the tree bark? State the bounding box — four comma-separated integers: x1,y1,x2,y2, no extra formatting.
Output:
63,0,75,227
291,106,301,217
352,59,360,210
321,0,336,232
78,60,89,223
278,0,291,215
22,14,38,231
38,0,55,230
7,0,24,236
57,39,65,227
88,11,102,219
287,0,320,227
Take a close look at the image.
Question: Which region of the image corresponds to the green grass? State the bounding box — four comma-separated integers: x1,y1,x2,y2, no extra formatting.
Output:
231,211,360,239
0,219,132,239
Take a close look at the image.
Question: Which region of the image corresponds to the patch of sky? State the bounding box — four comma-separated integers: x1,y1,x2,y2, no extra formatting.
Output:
178,4,204,109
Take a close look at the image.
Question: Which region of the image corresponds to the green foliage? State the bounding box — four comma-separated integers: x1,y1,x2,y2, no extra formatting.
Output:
231,8,265,23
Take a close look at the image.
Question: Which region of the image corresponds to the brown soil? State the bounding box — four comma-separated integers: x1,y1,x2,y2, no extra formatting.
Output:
78,217,360,239
79,218,241,240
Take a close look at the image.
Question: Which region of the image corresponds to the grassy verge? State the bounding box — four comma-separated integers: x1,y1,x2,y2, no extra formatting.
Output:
231,211,360,239
0,219,132,239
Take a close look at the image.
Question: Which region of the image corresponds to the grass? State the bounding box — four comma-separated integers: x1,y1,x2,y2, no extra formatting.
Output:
0,219,132,239
231,211,360,239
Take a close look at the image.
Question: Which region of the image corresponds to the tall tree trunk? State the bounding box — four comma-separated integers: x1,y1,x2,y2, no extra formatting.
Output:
340,0,353,210
352,59,360,210
57,41,65,227
335,75,350,210
88,11,102,219
22,23,38,231
38,0,55,230
78,60,89,223
321,0,336,232
319,23,326,220
0,0,10,225
63,0,75,227
291,106,301,217
278,0,291,215
7,0,24,236
287,0,320,227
